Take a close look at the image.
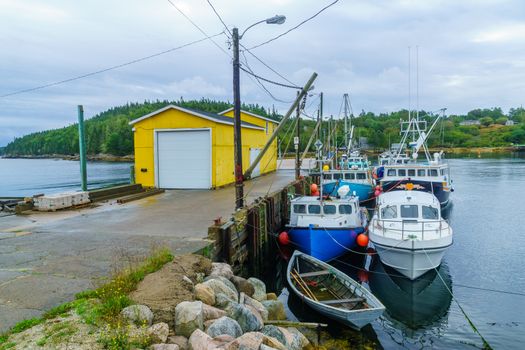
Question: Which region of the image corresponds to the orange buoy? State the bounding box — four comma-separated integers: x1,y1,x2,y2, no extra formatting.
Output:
374,190,381,197
311,190,320,197
356,233,369,247
357,269,369,283
310,183,318,193
278,231,290,245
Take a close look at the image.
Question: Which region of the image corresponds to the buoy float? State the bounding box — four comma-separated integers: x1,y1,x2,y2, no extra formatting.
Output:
374,190,381,197
311,190,320,197
356,233,369,247
310,183,318,193
357,269,369,283
375,185,381,191
278,231,290,245
323,164,330,171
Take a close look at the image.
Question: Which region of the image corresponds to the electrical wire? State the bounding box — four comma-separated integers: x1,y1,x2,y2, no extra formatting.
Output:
239,66,301,90
248,0,340,50
240,44,298,87
205,0,233,36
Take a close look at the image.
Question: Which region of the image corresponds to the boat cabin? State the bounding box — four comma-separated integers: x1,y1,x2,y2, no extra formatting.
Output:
288,196,363,228
379,163,450,185
376,191,442,221
322,170,371,183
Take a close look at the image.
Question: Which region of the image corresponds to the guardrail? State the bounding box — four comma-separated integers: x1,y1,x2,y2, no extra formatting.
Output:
372,218,451,240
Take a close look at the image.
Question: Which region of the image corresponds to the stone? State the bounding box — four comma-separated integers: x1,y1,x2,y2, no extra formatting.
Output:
230,276,255,297
241,293,268,321
167,336,188,350
194,283,215,306
260,345,279,350
202,303,227,321
150,344,179,350
212,334,235,347
247,277,267,301
222,332,286,350
182,276,194,286
210,262,234,280
121,304,154,326
206,316,243,338
203,278,238,302
188,329,214,350
266,293,278,300
204,276,238,298
262,300,286,321
174,301,204,338
229,303,263,333
287,327,310,349
278,327,303,350
262,335,287,350
214,293,236,310
147,322,169,343
261,325,287,347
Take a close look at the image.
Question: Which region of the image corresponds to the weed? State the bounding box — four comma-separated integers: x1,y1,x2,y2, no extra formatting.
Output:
43,302,73,319
36,336,47,346
0,335,7,344
99,322,151,350
11,318,44,334
0,342,16,350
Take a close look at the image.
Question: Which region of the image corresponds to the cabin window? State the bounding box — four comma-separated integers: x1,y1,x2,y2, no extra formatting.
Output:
323,174,332,180
345,173,355,180
323,205,337,214
333,173,342,180
440,169,445,175
339,204,352,214
396,159,403,164
429,169,438,177
293,204,306,214
401,205,418,218
408,169,415,177
422,205,439,220
381,205,397,219
356,173,366,180
387,169,396,176
417,169,426,176
398,169,406,177
308,205,321,214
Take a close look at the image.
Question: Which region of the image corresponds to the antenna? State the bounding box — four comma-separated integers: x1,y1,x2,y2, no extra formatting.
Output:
408,46,411,121
416,45,419,121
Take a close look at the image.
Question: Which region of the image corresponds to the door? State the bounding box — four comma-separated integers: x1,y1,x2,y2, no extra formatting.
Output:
250,148,261,177
156,129,211,189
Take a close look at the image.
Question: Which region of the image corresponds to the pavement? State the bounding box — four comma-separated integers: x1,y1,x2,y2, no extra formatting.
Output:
0,167,300,332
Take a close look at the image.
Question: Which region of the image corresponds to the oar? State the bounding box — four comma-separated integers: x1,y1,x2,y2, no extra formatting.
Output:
292,269,318,301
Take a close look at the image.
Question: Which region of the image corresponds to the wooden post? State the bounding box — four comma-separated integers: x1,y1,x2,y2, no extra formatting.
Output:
77,105,87,191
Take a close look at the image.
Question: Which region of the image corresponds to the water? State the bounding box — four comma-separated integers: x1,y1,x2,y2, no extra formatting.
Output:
268,155,525,349
0,158,132,197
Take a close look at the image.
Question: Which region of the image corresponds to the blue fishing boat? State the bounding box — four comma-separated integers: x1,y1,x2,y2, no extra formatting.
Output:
286,186,368,261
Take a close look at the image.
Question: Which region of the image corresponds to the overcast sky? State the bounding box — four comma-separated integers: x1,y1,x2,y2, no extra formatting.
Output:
1,0,524,146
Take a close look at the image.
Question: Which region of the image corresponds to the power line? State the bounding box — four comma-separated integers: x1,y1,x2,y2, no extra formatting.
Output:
248,0,340,50
205,0,232,36
0,33,224,99
239,66,300,89
241,44,298,87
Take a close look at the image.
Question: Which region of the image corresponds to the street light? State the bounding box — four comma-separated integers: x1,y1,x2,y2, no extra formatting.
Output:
232,15,286,210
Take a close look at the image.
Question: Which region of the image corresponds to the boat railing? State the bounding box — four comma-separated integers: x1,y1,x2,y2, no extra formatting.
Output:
372,218,451,240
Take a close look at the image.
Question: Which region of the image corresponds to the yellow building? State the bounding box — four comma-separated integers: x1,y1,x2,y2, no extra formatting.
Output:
129,105,278,189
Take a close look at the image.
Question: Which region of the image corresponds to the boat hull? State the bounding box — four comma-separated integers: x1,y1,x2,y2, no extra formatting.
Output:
288,226,363,262
380,179,450,207
322,181,373,201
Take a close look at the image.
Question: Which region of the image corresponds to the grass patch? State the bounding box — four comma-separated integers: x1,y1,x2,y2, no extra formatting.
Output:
11,318,44,334
0,342,16,350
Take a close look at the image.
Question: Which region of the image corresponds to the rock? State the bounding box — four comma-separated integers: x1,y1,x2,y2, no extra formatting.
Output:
266,293,278,300
174,301,204,338
206,316,243,338
261,325,287,347
262,335,288,350
260,345,279,350
121,304,154,326
150,344,179,350
167,336,188,350
212,334,235,347
210,262,234,279
278,327,306,350
202,303,227,321
194,283,215,306
229,303,263,333
214,293,236,310
287,327,310,349
247,277,266,301
182,276,194,287
203,278,238,302
204,276,238,297
230,276,255,297
261,300,286,321
241,293,268,321
188,329,214,350
222,332,286,350
147,322,169,343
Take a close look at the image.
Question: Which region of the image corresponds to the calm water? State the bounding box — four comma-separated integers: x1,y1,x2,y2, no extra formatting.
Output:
268,155,525,349
0,158,132,197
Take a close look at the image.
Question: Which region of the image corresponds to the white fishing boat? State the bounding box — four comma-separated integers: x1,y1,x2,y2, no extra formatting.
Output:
369,190,453,280
287,250,385,330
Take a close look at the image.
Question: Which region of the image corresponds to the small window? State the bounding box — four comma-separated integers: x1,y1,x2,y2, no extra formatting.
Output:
323,205,336,214
345,173,355,180
398,169,406,177
323,174,332,180
387,169,396,176
396,159,403,164
417,169,426,176
440,169,445,175
381,205,397,219
422,205,439,220
294,204,306,214
401,205,418,218
429,169,438,176
339,204,352,214
408,169,415,177
356,173,366,179
308,205,321,214
333,173,342,180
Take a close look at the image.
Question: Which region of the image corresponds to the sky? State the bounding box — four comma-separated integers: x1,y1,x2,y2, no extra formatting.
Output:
0,0,524,146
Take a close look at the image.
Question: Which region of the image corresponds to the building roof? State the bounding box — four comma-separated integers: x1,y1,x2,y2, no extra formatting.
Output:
218,107,280,124
129,105,264,130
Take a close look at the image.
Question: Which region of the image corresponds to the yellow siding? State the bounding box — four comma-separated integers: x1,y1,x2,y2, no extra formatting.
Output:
132,107,277,189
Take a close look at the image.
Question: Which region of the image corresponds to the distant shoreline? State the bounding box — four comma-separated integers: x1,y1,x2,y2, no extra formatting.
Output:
1,154,134,162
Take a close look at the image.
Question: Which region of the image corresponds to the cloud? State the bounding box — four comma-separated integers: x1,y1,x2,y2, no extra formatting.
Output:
472,23,525,43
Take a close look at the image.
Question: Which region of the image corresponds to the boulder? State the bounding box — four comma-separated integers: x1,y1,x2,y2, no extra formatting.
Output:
278,327,305,350
188,329,214,350
194,283,215,306
174,301,204,338
204,276,238,298
211,334,235,347
262,300,286,321
287,327,310,349
247,277,266,301
230,276,255,297
261,325,287,347
222,332,286,350
203,278,238,302
214,293,236,311
241,293,268,321
260,345,279,350
266,293,278,301
150,344,179,350
229,303,263,333
121,304,154,326
147,322,169,343
202,303,227,321
210,262,234,280
206,316,243,338
167,336,188,350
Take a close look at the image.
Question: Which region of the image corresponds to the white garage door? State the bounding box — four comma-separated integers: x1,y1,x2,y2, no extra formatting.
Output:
249,148,261,178
156,129,211,189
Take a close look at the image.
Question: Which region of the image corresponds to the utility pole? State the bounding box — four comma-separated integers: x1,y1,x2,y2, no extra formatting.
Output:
294,91,301,179
232,27,244,210
77,105,87,192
